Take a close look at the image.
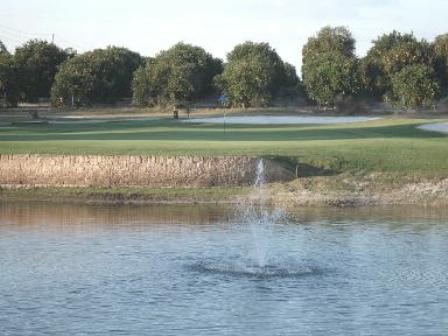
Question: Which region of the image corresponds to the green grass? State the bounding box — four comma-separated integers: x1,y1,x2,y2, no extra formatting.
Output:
0,186,247,204
1,116,447,176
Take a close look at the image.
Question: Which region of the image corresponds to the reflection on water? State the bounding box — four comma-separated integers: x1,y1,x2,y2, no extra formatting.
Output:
0,202,233,230
1,202,448,336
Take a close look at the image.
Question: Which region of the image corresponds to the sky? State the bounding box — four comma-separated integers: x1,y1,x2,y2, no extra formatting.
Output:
1,0,448,71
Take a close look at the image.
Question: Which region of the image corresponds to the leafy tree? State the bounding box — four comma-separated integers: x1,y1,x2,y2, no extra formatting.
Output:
282,62,300,88
302,26,360,106
0,41,7,55
14,40,70,101
391,64,439,109
303,26,355,58
361,31,434,100
277,62,303,99
433,34,448,93
303,51,360,106
215,56,273,108
132,59,153,106
132,43,222,107
216,41,296,107
51,47,142,107
226,42,286,92
0,42,20,107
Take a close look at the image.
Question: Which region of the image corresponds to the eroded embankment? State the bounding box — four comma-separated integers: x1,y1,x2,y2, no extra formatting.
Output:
0,154,294,188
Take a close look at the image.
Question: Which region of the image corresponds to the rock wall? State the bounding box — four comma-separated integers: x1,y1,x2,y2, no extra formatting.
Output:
0,154,294,187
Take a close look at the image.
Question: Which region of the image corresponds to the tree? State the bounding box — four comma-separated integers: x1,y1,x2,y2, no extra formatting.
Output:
132,59,153,106
51,47,142,107
215,56,273,108
216,41,295,107
132,42,222,108
303,26,355,58
0,41,7,55
14,39,70,101
361,31,434,100
302,26,360,106
391,64,439,109
282,62,300,88
433,34,448,94
0,42,20,107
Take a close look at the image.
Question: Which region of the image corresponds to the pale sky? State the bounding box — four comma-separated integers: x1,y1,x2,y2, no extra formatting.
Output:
1,0,447,72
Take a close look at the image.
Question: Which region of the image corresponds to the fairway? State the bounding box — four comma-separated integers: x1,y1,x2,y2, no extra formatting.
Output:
1,117,448,176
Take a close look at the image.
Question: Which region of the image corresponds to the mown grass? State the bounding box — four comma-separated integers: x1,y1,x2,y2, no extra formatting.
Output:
0,116,447,177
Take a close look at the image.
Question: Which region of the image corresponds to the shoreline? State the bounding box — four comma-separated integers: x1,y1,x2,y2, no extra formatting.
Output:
3,173,448,208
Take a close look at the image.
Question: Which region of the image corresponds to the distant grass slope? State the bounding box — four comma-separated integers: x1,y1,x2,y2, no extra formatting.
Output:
1,117,447,176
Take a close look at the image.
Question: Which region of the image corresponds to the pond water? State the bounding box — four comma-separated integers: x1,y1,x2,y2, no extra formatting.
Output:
182,115,380,125
1,202,448,335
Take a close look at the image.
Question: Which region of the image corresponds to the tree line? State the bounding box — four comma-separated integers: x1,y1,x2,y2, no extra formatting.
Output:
1,26,448,111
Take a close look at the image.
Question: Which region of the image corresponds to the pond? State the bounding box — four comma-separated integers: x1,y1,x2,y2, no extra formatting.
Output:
1,202,448,335
182,115,380,125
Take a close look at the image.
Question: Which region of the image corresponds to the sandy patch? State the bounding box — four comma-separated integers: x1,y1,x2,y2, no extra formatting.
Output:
183,116,380,125
418,123,448,134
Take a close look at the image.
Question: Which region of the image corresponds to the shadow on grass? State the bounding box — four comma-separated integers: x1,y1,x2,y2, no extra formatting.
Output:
262,155,338,177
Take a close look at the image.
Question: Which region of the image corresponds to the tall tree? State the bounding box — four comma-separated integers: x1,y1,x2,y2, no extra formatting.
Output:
282,62,300,88
0,41,19,107
0,41,8,55
51,47,142,107
132,43,222,107
302,26,361,106
391,64,439,109
361,31,434,101
433,34,448,94
216,41,296,107
303,26,355,59
14,40,70,101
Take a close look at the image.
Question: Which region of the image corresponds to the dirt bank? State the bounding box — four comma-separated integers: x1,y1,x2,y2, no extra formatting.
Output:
0,154,294,188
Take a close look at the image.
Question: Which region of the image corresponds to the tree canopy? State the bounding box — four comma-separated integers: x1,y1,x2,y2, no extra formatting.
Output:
51,46,142,106
433,34,448,94
14,39,71,101
391,64,440,109
0,41,20,107
3,26,448,111
361,31,434,100
216,41,298,108
0,41,8,55
302,26,360,106
303,26,356,59
132,42,222,107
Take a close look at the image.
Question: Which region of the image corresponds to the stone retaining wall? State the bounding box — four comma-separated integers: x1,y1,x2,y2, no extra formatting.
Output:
0,155,294,187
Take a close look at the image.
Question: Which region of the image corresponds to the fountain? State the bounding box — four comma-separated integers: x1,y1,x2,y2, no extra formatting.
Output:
246,159,275,269
191,158,314,278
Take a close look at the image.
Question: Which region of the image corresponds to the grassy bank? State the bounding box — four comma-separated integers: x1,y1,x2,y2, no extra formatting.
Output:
0,186,248,204
2,172,448,207
1,111,448,206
